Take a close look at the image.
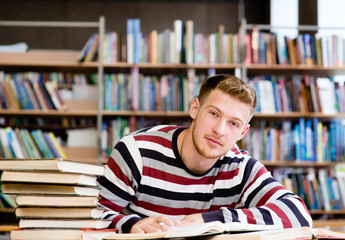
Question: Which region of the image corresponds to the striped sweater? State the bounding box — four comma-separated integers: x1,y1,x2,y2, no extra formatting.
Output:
97,125,312,233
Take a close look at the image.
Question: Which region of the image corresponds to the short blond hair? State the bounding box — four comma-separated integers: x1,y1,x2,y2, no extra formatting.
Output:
198,74,257,117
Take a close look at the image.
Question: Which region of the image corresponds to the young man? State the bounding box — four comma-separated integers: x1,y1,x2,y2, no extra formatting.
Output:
97,74,312,233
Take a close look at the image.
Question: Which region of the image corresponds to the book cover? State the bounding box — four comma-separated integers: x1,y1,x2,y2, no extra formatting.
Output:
31,129,55,158
15,207,103,219
251,25,260,64
1,171,98,187
1,80,19,109
84,33,99,63
185,20,194,64
19,219,112,229
133,18,141,64
16,195,99,207
31,78,48,110
12,73,32,109
78,33,96,62
126,18,134,64
1,183,100,196
43,131,61,158
0,158,104,175
173,19,183,64
316,77,338,114
104,221,280,239
38,77,55,110
14,128,30,158
48,132,67,159
5,127,25,158
10,229,116,240
303,34,314,66
20,129,42,158
11,229,84,240
23,79,41,109
0,82,10,109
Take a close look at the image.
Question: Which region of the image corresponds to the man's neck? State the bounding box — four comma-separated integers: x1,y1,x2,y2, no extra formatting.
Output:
177,128,219,174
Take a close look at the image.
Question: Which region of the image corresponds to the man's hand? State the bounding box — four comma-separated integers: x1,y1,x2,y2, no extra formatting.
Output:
130,215,181,233
179,213,204,226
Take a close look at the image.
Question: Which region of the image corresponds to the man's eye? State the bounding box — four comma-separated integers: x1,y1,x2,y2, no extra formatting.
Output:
230,122,238,127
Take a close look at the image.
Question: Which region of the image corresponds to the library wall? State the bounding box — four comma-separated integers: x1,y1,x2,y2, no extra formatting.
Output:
0,0,270,50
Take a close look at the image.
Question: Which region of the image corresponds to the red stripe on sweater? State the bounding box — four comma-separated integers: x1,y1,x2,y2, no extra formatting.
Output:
257,185,287,206
99,194,125,213
242,209,257,224
132,198,207,215
265,203,292,228
143,166,237,185
158,126,180,133
107,157,133,188
112,215,125,226
236,165,268,205
134,135,172,148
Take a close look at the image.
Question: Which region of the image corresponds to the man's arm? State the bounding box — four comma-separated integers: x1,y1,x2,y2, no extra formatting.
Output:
201,159,313,228
97,136,143,233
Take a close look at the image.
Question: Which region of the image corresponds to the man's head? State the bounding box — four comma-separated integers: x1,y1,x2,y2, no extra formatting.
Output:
198,74,257,118
184,74,257,171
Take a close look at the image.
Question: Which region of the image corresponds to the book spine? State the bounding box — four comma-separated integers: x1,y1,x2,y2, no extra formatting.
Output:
48,132,67,159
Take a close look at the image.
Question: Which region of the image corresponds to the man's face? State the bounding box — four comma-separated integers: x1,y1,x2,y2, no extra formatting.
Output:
190,88,251,160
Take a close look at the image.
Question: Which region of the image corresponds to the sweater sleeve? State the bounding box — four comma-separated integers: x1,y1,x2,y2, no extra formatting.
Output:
201,158,313,228
97,135,143,233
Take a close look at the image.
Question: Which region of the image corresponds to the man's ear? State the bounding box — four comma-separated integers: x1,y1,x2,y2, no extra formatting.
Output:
189,98,199,119
238,124,250,141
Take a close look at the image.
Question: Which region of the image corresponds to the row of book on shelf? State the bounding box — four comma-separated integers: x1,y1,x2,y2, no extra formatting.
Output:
241,118,345,163
104,70,202,112
2,69,345,115
272,165,345,212
250,74,345,114
0,71,67,111
0,158,115,240
104,71,345,114
0,116,96,129
0,127,67,159
78,18,345,67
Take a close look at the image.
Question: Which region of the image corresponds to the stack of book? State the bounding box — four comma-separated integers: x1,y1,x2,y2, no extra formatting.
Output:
0,158,113,240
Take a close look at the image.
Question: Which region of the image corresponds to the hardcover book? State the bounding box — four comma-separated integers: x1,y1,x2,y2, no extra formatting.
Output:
15,195,99,207
1,171,98,187
0,158,104,175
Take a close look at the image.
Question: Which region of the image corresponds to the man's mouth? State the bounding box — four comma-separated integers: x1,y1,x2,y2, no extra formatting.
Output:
206,137,222,146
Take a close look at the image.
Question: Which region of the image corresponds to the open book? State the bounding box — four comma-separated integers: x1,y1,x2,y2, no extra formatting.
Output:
104,221,280,239
104,224,345,240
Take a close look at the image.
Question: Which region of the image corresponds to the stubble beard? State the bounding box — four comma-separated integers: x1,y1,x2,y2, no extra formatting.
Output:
191,126,222,161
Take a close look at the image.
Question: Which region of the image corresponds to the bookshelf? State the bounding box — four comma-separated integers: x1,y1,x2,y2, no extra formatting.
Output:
239,18,345,227
0,17,105,228
0,17,105,162
1,12,345,229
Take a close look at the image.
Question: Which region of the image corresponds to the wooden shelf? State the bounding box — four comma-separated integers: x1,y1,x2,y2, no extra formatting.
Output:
62,146,101,163
313,220,345,231
261,161,338,168
310,210,345,214
101,110,345,120
102,110,190,118
0,100,98,117
0,50,96,69
246,64,345,75
253,112,345,120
